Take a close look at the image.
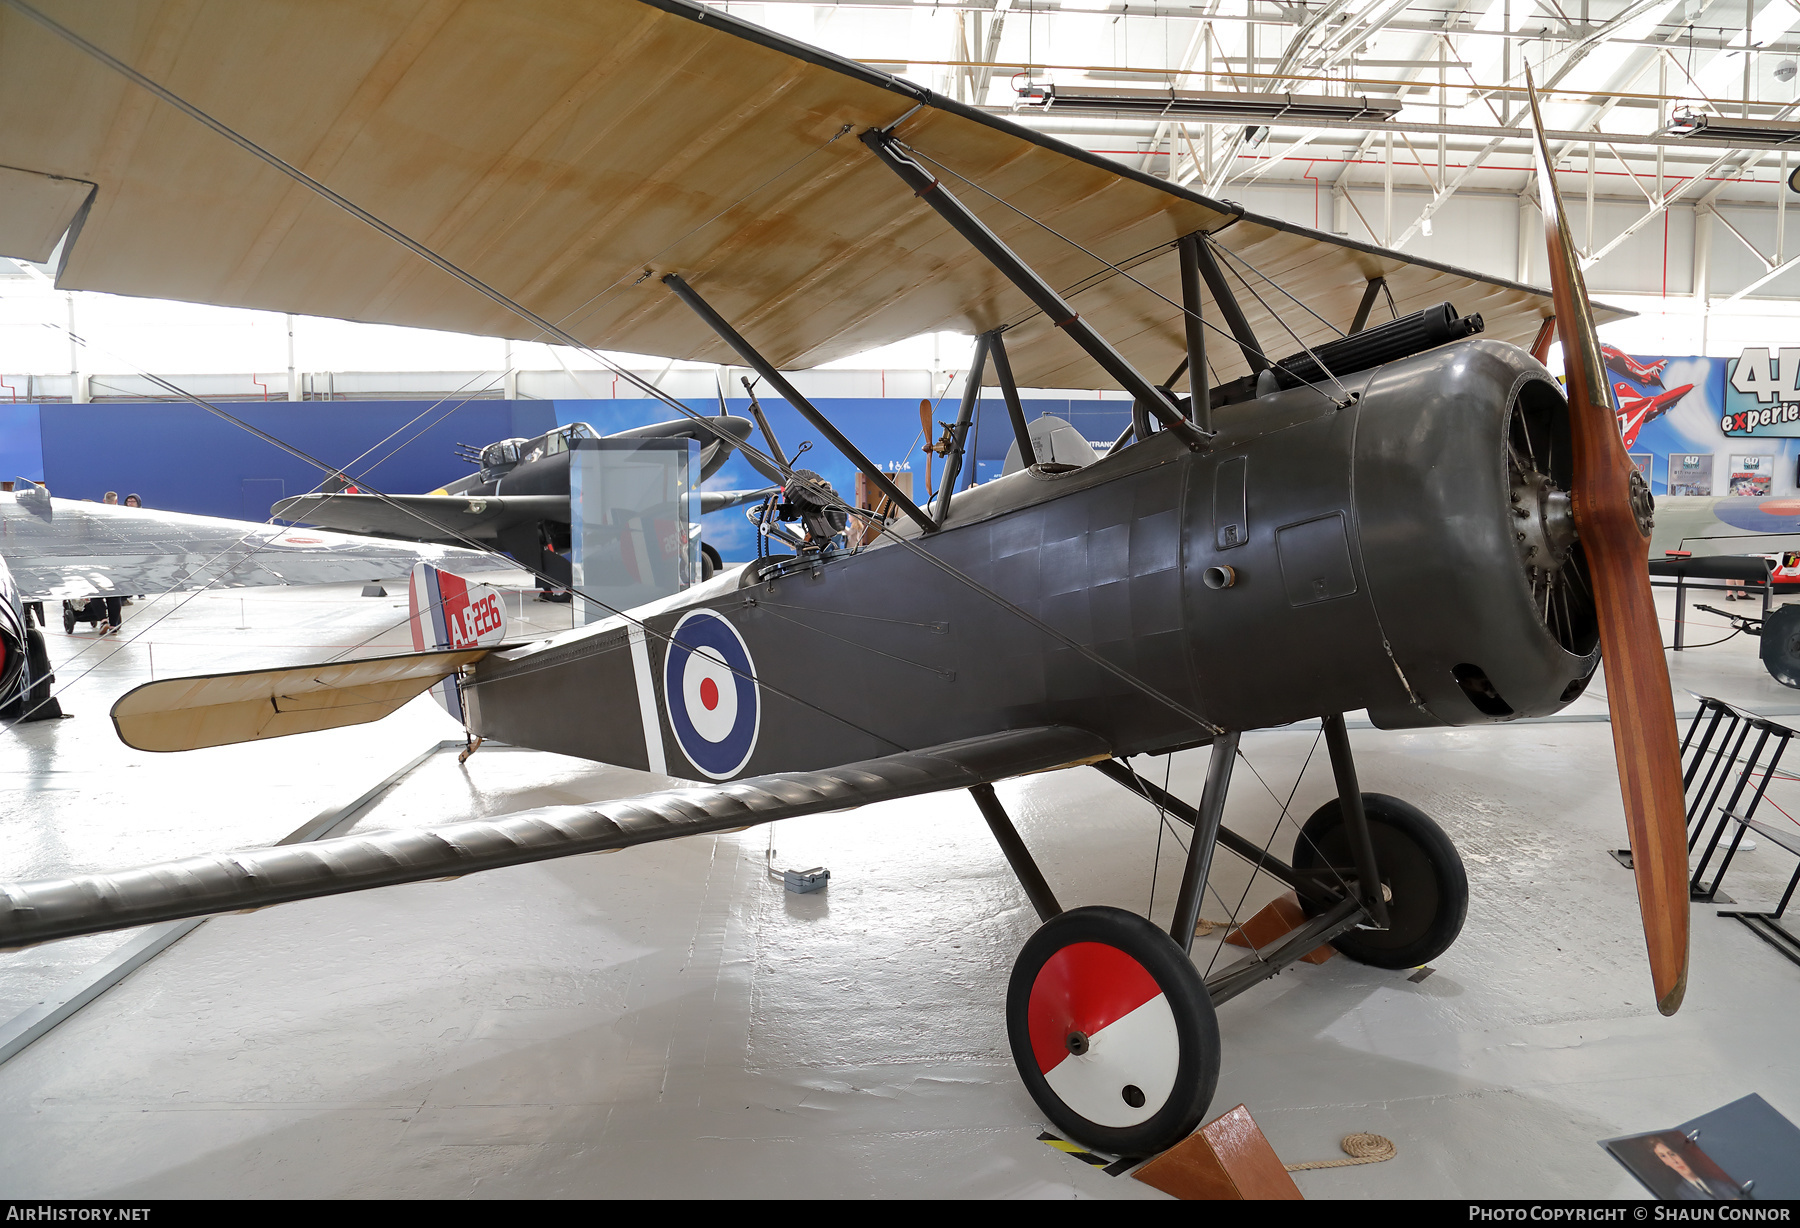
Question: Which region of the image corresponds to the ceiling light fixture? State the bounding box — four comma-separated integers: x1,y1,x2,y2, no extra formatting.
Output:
1016,83,1403,124
1664,107,1800,144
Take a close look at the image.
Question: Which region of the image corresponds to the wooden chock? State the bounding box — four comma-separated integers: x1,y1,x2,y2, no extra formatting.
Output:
1132,1104,1304,1200
1223,890,1337,964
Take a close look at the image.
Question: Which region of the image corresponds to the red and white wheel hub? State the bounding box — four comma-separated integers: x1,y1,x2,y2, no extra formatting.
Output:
1025,941,1180,1129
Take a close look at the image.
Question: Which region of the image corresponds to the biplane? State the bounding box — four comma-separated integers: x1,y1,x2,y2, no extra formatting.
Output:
0,0,1689,1157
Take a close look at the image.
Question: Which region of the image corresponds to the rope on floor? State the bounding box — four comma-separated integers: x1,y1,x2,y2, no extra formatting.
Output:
1285,1134,1397,1171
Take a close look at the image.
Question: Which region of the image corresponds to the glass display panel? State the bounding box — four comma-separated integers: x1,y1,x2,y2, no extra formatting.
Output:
569,437,698,623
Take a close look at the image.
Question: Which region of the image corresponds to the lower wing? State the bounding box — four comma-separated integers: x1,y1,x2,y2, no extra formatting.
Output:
272,492,567,545
0,725,1110,951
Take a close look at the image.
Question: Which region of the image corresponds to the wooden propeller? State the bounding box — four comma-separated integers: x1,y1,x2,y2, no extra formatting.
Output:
1523,66,1689,1015
920,398,936,495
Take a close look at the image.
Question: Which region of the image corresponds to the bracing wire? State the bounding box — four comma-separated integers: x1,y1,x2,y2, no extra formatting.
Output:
1204,238,1347,341
13,0,1226,742
1121,750,1299,948
1204,730,1325,979
897,142,1353,408
19,332,905,750
1202,243,1358,402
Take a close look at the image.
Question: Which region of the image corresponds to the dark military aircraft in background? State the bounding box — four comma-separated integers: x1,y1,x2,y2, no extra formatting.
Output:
0,0,1691,1161
273,415,776,587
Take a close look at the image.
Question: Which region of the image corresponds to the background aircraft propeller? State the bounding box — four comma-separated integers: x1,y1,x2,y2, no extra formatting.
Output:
1524,66,1689,1015
920,398,937,495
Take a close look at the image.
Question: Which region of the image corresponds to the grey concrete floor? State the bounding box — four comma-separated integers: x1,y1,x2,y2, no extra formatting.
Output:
0,583,1797,1198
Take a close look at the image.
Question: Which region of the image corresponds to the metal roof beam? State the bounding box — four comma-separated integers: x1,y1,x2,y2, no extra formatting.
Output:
720,0,1800,52
1005,108,1800,152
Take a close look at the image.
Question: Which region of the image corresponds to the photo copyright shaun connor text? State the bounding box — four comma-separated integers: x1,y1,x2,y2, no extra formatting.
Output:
1471,1210,1792,1222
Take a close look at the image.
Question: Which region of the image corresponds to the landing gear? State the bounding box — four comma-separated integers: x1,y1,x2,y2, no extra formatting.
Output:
2,628,62,722
990,735,1238,1155
1292,793,1468,969
1006,906,1220,1156
989,717,1465,1155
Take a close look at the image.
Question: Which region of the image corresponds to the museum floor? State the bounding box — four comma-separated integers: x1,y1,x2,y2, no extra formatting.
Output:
1,580,1797,1199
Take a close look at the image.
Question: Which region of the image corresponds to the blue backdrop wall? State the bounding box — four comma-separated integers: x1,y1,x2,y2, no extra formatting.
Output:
0,394,1130,562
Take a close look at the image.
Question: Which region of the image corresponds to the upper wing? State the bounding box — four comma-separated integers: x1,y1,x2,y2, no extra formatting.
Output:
0,724,1110,950
0,489,516,600
0,0,1620,392
273,492,567,545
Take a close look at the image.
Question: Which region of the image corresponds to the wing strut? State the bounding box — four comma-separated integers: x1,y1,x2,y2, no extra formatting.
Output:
860,130,1207,451
1177,232,1215,436
934,334,990,525
987,331,1037,465
661,273,935,534
1187,232,1268,378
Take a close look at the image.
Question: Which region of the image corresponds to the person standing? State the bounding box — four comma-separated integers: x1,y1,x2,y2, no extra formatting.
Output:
121,495,144,602
103,491,118,505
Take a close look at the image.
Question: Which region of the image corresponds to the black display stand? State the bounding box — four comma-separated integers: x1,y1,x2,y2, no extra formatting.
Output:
1673,697,1800,965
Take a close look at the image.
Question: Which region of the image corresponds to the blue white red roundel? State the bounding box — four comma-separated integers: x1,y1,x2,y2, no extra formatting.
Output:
665,609,760,779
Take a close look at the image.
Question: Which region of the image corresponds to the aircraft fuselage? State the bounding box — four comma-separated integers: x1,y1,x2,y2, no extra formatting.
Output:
464,339,1598,779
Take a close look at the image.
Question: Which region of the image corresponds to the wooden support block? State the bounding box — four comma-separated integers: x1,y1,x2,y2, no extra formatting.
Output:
1223,891,1337,964
1133,1104,1304,1200
851,469,912,545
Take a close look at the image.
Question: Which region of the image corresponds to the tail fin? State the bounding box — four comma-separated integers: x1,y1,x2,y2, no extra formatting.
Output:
408,563,509,724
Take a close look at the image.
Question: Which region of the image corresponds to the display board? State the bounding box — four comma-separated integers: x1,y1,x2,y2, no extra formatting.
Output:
1618,345,1800,498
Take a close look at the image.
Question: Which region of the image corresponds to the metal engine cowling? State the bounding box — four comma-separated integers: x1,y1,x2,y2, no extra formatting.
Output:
1183,338,1598,734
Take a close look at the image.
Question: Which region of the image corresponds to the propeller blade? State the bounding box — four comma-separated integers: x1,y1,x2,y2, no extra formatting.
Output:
1523,66,1689,1015
920,398,935,494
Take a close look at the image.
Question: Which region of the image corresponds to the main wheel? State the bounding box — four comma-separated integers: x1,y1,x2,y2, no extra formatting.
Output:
1292,793,1469,969
61,606,73,633
2,628,57,722
1006,905,1219,1155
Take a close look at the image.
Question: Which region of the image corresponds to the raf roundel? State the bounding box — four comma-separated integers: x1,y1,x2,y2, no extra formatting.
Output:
664,609,760,780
